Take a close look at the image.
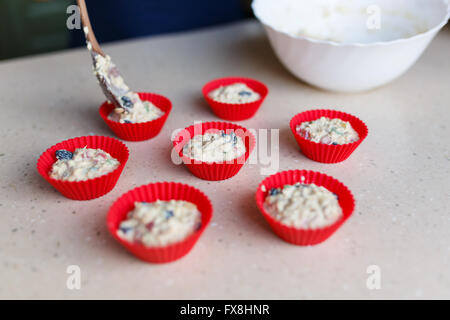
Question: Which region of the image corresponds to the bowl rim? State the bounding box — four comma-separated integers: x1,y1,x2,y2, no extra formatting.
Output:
252,0,450,47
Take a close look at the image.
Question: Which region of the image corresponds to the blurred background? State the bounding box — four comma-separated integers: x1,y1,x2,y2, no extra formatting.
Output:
1,0,253,61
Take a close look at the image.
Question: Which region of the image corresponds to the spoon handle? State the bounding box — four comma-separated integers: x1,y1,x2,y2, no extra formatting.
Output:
77,0,105,56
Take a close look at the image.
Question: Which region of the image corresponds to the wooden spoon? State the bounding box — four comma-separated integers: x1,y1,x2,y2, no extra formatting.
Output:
77,0,137,111
77,0,104,56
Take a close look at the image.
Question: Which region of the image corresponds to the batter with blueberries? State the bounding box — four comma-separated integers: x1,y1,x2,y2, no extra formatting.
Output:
208,83,260,104
117,200,202,247
264,183,343,229
92,52,164,124
182,130,246,162
49,147,120,182
296,117,359,145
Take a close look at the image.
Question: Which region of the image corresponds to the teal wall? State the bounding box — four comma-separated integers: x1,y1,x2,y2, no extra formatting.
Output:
0,0,72,60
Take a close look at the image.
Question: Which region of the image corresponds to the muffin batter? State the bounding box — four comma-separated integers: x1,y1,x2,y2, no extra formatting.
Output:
107,99,164,124
208,83,260,104
49,147,120,182
253,0,431,44
264,183,342,229
296,117,359,145
117,200,202,247
182,130,246,162
93,54,164,124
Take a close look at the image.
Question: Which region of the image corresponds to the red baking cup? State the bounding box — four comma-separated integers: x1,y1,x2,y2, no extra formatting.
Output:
256,170,355,246
106,182,213,263
36,136,129,201
202,77,268,121
99,92,172,141
173,121,256,181
290,109,368,163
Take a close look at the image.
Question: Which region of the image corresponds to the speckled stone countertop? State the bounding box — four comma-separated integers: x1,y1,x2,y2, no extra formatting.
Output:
0,20,449,299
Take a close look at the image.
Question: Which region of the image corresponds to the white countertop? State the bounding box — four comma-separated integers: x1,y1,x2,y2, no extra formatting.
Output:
0,20,449,299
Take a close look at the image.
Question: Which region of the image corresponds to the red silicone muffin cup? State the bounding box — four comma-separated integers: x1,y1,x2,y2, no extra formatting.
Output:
99,92,172,141
36,136,129,201
256,170,355,246
173,121,256,181
290,109,368,163
202,77,268,121
106,182,213,263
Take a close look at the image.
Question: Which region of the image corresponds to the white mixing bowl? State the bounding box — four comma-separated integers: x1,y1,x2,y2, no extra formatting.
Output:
252,0,450,92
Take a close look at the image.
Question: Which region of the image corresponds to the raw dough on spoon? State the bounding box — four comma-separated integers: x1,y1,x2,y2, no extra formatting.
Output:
84,27,163,124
